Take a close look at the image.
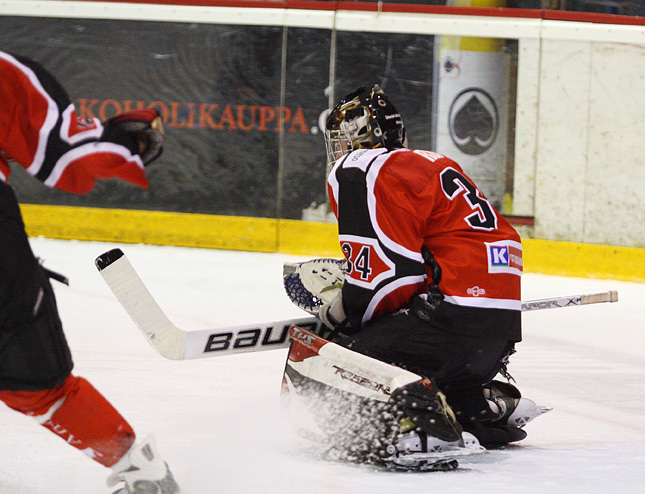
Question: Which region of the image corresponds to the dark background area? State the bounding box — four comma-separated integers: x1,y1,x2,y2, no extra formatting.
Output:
0,16,438,220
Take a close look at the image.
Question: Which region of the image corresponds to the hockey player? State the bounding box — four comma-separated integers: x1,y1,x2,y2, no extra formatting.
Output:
0,51,181,494
284,85,544,461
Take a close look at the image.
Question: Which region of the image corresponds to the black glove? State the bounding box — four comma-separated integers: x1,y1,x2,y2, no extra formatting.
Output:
101,109,164,165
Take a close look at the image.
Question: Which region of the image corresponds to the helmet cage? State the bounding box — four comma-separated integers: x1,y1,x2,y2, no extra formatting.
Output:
324,127,353,173
324,85,405,169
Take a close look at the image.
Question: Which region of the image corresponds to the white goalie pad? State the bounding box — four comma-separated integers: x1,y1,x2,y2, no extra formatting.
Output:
283,258,346,314
281,326,486,470
286,325,420,402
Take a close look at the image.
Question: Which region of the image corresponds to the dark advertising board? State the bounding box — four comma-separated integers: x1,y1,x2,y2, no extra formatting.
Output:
1,16,434,220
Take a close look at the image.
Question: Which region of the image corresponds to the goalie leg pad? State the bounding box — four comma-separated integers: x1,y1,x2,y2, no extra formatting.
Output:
283,350,402,465
389,379,463,443
282,326,480,469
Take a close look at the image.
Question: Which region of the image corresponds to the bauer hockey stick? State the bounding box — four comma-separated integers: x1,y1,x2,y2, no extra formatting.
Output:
96,248,325,359
95,248,618,361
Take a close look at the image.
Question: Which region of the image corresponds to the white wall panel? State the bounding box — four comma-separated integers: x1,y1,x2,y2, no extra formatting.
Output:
512,37,540,217
584,42,645,246
534,39,591,242
541,19,645,44
334,11,541,38
0,1,335,28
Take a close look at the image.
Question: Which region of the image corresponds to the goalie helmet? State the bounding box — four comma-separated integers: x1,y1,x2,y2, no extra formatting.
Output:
324,85,406,168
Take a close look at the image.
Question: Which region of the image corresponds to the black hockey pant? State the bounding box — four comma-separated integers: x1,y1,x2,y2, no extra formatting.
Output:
0,182,73,391
340,305,516,429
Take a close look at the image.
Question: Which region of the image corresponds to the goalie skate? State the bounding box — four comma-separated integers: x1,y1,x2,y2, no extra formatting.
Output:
381,430,484,472
318,429,484,472
484,380,552,428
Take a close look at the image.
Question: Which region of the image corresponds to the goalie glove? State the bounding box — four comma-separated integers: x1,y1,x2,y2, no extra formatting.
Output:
319,290,347,330
100,109,164,165
283,258,348,329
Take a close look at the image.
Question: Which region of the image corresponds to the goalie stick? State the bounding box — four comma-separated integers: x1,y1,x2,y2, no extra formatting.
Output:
95,248,325,360
95,248,618,361
520,291,618,311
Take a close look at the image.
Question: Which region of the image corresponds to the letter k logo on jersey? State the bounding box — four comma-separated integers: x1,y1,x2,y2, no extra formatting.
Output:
491,246,509,266
486,241,523,276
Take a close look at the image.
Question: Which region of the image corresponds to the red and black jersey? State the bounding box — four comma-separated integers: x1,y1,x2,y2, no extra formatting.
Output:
0,51,148,194
328,147,522,340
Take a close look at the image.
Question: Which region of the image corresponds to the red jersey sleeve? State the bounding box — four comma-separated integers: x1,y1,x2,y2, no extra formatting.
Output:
0,51,148,194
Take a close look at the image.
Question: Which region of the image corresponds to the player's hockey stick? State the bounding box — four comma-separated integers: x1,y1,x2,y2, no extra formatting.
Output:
95,248,325,360
95,248,618,360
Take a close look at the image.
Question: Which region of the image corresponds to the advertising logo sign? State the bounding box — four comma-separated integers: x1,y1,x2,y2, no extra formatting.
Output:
448,88,498,155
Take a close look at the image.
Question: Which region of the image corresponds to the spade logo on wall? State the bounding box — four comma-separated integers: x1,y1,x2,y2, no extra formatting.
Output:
448,88,498,155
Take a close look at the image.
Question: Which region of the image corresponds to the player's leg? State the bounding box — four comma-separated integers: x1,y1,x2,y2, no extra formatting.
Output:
0,182,181,492
1,181,135,465
435,336,529,448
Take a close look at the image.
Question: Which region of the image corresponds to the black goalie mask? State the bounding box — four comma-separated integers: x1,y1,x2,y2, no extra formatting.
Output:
324,85,406,169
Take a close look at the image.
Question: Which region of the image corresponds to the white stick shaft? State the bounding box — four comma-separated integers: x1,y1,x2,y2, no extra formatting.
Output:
184,317,323,358
96,248,324,359
520,290,618,311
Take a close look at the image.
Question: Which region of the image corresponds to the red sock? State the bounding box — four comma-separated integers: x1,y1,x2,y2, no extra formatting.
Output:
0,374,135,467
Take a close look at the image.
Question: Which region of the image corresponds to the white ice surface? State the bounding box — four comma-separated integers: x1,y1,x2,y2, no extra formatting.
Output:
1,237,644,494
